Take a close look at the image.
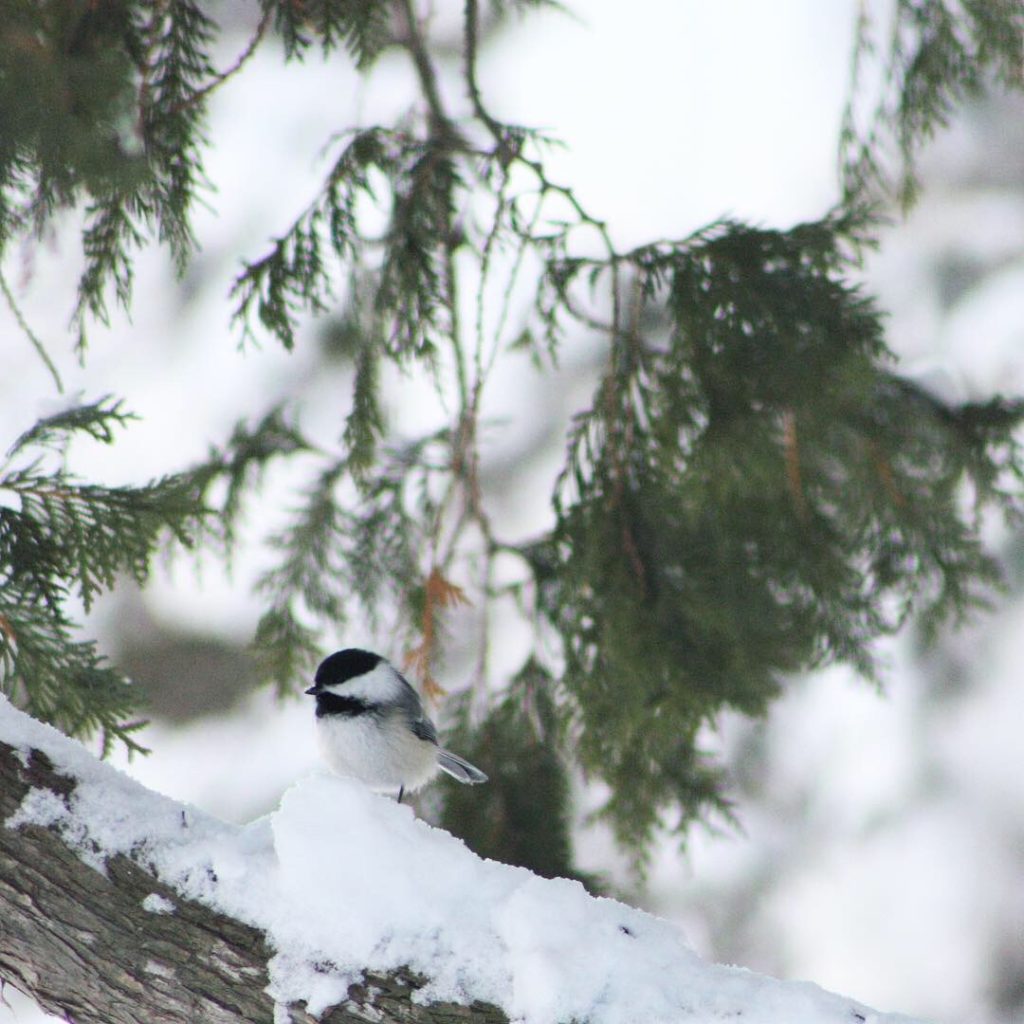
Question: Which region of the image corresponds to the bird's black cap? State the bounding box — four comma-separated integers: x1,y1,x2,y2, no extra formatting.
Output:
305,648,382,695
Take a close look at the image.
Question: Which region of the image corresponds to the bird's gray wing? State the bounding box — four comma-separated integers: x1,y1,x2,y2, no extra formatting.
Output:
393,670,439,745
410,714,439,744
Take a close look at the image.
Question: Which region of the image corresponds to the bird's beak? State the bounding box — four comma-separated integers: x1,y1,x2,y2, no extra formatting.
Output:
304,685,318,696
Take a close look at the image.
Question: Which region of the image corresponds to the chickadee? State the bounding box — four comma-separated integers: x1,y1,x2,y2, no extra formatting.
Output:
305,648,488,802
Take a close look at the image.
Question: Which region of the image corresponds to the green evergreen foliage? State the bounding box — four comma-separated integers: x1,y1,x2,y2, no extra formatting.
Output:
531,214,1024,856
439,660,596,888
266,0,392,69
0,1,214,347
842,0,1024,206
0,401,314,751
251,436,434,688
0,398,197,752
2,1,1024,867
231,128,399,352
185,407,314,552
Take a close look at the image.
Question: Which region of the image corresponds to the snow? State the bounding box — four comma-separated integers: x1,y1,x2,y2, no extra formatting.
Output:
141,893,177,915
0,695,920,1024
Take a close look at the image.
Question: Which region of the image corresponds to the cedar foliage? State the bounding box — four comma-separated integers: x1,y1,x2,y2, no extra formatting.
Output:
1,0,1023,869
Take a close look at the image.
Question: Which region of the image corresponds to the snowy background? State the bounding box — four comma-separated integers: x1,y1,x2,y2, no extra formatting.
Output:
3,2,1024,1022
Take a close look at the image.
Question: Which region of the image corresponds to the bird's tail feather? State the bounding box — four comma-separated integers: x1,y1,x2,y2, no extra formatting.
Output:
437,749,488,785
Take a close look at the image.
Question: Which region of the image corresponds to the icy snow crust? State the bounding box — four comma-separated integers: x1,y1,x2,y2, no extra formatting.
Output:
0,697,920,1024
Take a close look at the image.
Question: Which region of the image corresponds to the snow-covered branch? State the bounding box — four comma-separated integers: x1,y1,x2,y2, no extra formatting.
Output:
0,737,283,1023
0,698,917,1024
0,729,504,1024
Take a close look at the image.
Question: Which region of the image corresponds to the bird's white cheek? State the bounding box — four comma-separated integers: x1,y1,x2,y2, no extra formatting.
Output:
322,663,406,704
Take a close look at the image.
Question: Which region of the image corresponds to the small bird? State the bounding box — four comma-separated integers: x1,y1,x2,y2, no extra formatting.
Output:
305,648,488,802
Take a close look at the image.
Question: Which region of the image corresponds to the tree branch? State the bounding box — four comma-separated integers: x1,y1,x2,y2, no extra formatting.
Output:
0,268,63,394
0,737,507,1024
395,0,460,145
177,8,272,115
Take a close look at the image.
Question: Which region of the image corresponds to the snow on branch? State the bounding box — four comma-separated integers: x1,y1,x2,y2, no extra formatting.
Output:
0,697,916,1024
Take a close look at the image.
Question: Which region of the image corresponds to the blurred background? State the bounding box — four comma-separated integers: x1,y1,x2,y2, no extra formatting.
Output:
3,2,1023,1022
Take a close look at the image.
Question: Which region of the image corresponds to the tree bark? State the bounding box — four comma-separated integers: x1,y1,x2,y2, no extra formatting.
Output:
0,739,507,1024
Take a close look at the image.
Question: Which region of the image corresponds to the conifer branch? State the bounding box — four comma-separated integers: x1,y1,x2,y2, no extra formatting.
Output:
396,0,461,144
5,397,136,461
840,0,1024,206
178,8,272,114
3,0,1024,875
464,0,505,142
0,269,62,394
396,0,472,411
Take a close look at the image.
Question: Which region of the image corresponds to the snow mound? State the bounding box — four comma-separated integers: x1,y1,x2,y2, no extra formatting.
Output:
1,696,924,1024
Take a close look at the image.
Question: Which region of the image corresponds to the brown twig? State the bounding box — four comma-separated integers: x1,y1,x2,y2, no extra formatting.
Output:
0,614,16,645
405,567,470,700
868,438,906,507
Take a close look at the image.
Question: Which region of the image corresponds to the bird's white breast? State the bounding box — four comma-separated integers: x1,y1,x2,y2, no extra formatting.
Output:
315,711,440,793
